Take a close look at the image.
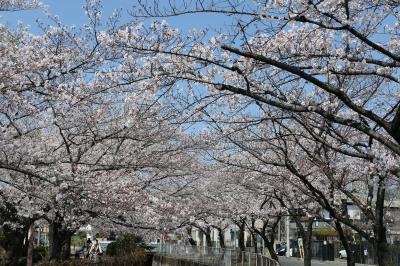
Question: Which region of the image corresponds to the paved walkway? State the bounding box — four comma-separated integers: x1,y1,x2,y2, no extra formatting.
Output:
153,244,379,266
279,257,376,266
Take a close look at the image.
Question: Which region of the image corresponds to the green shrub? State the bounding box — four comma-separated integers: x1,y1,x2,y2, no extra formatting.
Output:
37,253,152,266
106,234,147,257
17,256,27,266
33,246,48,263
37,234,152,266
0,230,6,249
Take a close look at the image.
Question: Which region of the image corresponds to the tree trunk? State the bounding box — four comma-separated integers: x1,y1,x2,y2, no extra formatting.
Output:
61,233,72,260
217,228,225,248
250,217,281,262
26,223,34,266
3,224,28,266
302,220,313,266
205,230,212,247
335,221,355,266
263,236,279,261
238,221,245,252
48,221,73,261
48,221,62,260
292,216,313,266
186,227,196,246
374,178,390,266
251,231,258,253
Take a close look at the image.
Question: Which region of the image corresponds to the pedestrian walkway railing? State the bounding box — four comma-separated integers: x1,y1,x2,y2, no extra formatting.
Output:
153,243,280,266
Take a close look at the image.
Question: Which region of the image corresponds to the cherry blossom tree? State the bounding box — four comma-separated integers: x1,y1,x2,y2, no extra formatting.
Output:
0,1,204,263
0,0,42,11
101,1,400,265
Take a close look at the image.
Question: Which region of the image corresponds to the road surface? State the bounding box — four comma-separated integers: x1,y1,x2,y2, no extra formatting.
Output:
279,257,376,266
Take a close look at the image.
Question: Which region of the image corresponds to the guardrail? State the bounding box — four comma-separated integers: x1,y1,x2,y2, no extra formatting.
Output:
153,243,280,266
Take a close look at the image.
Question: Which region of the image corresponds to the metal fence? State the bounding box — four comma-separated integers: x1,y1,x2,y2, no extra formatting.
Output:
153,243,279,266
311,240,400,265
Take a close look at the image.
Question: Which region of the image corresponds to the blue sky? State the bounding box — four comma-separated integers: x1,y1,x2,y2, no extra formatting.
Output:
0,0,228,33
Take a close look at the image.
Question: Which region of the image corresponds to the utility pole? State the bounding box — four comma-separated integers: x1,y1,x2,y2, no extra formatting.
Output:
286,216,290,257
278,219,281,242
37,227,40,246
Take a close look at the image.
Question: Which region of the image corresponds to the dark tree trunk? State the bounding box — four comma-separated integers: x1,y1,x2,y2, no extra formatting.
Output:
194,225,213,247
2,224,28,266
188,238,196,246
61,233,72,259
205,230,212,247
263,235,279,261
292,216,313,266
252,232,258,253
48,221,62,260
335,221,355,266
186,226,196,246
48,221,73,261
238,221,245,252
374,178,390,266
216,227,225,248
302,220,313,266
250,217,281,262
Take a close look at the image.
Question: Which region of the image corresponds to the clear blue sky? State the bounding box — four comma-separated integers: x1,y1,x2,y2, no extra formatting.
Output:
0,0,228,34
